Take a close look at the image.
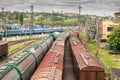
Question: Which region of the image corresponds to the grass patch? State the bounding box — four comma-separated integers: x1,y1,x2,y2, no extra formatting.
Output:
8,45,24,55
8,39,39,55
80,32,87,38
86,39,120,78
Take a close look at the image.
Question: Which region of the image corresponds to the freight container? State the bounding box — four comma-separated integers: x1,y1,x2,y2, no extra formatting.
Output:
70,32,105,80
0,41,8,58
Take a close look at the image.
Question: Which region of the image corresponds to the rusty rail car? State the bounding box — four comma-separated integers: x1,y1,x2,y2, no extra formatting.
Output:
70,32,105,80
0,41,8,58
30,31,70,80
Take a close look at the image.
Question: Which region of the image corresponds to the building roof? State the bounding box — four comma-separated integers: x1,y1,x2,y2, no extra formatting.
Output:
102,20,119,29
115,12,120,14
70,41,103,70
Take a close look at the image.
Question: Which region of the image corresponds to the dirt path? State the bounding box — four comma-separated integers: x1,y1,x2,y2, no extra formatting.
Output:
63,39,78,80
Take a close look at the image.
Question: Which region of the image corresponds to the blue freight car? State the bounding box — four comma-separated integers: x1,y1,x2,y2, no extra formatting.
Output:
21,28,32,35
5,30,21,36
33,28,44,34
1,26,64,36
4,26,21,36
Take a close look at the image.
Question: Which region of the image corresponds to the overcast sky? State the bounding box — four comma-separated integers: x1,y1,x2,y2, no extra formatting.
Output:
0,0,120,16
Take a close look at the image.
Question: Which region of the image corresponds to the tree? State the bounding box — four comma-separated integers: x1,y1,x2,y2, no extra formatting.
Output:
108,24,120,50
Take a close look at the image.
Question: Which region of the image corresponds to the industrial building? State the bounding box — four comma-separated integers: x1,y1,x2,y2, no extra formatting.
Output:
97,12,120,48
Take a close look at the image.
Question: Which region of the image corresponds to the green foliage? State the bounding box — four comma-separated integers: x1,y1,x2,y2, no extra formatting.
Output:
0,11,103,27
87,39,120,78
108,24,120,50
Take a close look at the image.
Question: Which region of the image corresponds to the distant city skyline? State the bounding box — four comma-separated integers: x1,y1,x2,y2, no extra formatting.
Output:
0,0,120,16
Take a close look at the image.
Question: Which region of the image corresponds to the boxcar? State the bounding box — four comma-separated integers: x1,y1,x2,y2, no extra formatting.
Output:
0,41,8,58
70,32,105,80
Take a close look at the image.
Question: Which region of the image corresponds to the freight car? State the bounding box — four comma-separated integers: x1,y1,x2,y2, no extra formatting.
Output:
30,31,70,80
0,33,57,80
33,28,43,34
5,30,21,36
0,41,8,58
21,28,32,35
69,32,105,80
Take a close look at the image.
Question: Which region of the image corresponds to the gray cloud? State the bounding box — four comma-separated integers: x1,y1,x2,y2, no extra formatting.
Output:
0,0,120,16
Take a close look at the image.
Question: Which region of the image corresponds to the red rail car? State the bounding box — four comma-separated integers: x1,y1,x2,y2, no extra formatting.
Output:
70,32,105,80
0,41,8,58
31,31,70,80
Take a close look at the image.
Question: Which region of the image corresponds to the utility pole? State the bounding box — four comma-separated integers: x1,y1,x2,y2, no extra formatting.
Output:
1,8,4,41
1,8,4,29
73,13,76,31
95,19,100,59
60,10,63,29
78,6,81,26
30,5,34,38
78,5,82,36
31,5,33,24
1,7,7,41
52,10,54,27
2,7,8,41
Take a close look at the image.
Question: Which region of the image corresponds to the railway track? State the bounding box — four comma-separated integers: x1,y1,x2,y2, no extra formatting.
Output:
0,40,38,66
8,38,40,46
8,41,35,56
63,39,77,80
8,41,24,46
